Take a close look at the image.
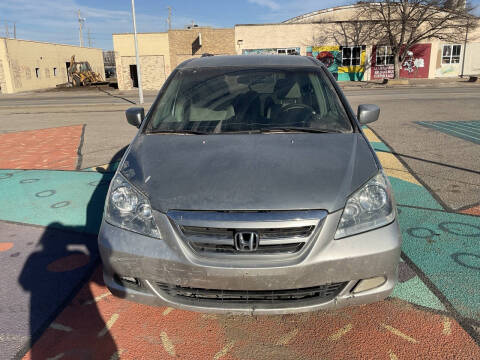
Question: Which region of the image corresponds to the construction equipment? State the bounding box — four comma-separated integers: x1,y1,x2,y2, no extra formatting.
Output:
67,55,104,86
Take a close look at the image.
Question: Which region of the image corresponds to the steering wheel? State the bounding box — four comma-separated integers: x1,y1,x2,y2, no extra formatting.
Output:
278,103,316,126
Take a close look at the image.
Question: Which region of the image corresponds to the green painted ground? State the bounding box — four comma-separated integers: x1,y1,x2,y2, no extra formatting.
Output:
0,170,112,234
417,120,480,145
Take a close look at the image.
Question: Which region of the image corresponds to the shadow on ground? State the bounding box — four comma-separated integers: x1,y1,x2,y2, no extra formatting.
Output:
16,147,127,359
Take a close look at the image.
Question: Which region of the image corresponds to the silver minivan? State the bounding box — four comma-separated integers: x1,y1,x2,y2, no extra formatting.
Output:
98,55,401,314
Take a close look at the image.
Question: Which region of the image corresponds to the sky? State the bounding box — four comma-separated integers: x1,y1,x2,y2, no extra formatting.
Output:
0,0,479,50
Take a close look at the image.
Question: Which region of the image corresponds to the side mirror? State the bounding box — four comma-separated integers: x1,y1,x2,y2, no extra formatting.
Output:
357,104,380,125
126,107,145,128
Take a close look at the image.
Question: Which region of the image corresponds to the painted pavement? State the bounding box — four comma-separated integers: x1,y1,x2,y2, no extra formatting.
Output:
0,125,479,359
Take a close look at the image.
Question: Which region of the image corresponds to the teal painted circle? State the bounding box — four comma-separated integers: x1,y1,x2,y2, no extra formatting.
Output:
51,201,70,209
20,178,40,184
406,227,436,239
35,190,56,198
438,222,480,237
451,253,480,270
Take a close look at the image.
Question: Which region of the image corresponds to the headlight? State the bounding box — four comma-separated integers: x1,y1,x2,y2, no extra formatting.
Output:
105,172,161,238
335,171,395,239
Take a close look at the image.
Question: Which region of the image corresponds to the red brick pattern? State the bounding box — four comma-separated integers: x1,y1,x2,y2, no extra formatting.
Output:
0,125,83,170
24,267,480,360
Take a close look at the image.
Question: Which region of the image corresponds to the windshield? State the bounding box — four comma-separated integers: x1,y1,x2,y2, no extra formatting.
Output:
146,67,353,134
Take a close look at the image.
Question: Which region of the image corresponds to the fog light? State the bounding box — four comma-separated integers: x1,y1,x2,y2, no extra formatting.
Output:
352,276,386,293
115,274,140,288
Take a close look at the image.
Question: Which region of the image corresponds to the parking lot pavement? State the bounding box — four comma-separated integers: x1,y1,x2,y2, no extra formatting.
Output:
346,87,480,212
0,87,479,359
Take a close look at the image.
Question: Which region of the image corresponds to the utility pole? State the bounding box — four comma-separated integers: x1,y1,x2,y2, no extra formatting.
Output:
167,6,172,30
87,28,92,47
460,24,469,78
131,0,144,104
13,22,16,39
77,10,85,47
5,21,9,38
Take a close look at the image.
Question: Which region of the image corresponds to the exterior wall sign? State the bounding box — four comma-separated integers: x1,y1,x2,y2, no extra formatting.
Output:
242,48,300,55
371,43,431,79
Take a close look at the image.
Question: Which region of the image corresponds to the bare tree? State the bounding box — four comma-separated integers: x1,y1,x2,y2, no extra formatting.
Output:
356,0,478,78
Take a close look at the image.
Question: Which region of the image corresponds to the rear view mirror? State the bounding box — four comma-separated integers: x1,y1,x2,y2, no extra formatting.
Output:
357,104,380,125
126,107,145,128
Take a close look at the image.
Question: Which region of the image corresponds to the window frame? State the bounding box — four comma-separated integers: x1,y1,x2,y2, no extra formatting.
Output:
341,46,362,67
276,48,299,56
375,45,395,66
442,44,462,64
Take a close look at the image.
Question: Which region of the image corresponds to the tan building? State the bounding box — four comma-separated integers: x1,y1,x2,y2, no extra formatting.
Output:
113,27,235,91
236,5,480,81
0,38,104,94
112,5,479,88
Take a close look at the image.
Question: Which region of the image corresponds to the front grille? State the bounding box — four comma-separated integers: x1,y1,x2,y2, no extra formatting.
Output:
156,282,348,304
181,225,313,254
168,210,327,256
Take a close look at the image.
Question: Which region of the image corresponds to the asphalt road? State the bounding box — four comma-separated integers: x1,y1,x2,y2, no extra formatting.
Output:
0,85,479,210
346,86,480,211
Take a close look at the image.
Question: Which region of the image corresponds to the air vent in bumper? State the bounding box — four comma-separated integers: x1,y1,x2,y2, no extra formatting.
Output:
156,282,348,304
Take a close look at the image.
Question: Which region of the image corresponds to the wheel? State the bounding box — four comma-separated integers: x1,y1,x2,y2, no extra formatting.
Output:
72,74,81,87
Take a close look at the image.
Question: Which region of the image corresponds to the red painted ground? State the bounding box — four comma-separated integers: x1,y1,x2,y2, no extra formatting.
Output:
0,242,14,252
24,267,480,360
0,125,83,170
460,205,480,216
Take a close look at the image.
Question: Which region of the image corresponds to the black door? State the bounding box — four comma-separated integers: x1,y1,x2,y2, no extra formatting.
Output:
129,65,138,88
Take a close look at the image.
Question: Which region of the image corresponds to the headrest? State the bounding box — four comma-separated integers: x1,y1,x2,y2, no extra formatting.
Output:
274,78,300,99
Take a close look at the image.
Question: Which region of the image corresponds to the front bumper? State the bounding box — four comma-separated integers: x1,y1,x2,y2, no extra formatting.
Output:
98,210,401,315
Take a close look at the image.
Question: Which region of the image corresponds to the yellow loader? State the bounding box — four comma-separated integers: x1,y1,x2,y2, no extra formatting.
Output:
67,55,104,86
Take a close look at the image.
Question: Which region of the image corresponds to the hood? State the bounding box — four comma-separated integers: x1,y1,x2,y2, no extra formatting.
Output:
121,133,378,213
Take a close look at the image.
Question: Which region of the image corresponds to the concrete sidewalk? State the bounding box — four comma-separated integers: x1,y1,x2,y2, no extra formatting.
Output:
339,77,480,90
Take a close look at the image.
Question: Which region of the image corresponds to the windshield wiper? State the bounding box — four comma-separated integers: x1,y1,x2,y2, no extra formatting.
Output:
259,127,343,134
149,129,209,135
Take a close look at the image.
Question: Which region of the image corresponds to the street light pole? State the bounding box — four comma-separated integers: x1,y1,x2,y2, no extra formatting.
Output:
131,0,144,104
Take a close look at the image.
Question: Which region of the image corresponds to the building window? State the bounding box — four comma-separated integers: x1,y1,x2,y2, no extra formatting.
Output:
376,46,395,66
277,48,299,55
442,44,461,64
35,68,40,78
53,67,57,76
342,46,361,66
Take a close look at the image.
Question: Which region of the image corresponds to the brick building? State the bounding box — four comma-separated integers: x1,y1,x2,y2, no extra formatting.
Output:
0,38,104,94
112,27,235,91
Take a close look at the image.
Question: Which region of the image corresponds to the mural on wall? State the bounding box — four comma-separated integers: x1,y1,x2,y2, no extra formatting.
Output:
307,46,341,80
242,48,300,56
307,46,342,80
371,44,431,79
306,45,366,81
